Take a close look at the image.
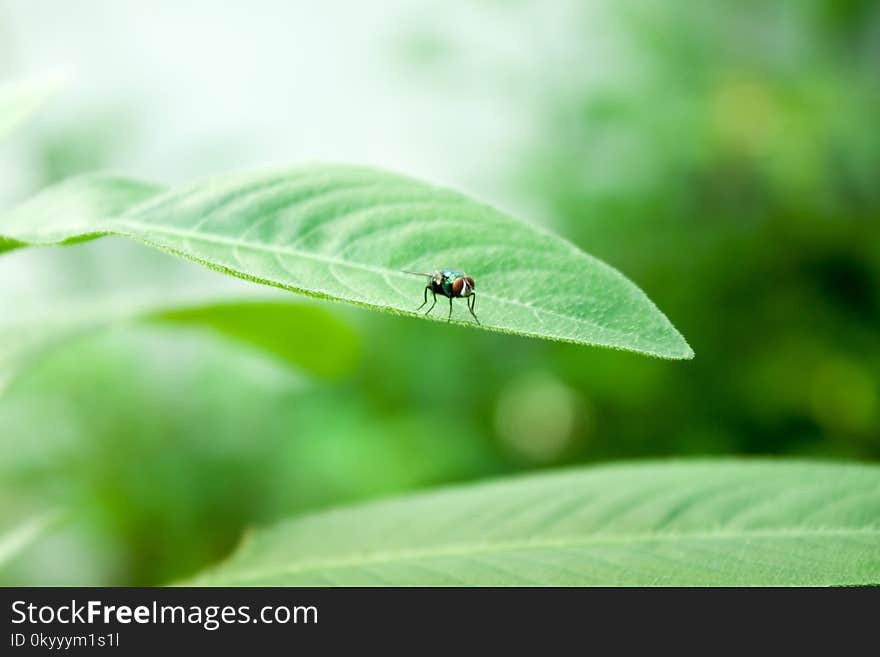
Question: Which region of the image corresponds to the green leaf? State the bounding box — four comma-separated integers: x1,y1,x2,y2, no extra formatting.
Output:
155,302,359,379
0,77,58,143
0,239,359,393
0,167,693,358
1,299,357,393
187,460,880,586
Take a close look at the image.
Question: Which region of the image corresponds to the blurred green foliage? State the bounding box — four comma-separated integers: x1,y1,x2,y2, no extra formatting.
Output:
1,0,878,585
0,327,501,584
513,0,880,461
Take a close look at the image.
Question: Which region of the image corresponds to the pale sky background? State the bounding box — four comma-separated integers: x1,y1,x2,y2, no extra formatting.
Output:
0,0,605,214
0,0,617,305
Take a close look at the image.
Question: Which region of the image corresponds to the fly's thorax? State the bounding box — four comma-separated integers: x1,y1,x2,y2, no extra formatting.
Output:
431,278,449,297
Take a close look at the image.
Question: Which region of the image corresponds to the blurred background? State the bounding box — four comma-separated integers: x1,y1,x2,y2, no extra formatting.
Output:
1,0,878,585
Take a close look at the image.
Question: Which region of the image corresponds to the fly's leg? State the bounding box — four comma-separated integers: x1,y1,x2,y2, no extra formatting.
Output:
468,294,480,324
416,285,430,311
423,288,437,315
447,296,454,322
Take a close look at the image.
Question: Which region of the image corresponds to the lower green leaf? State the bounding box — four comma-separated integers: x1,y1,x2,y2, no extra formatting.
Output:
0,240,359,393
187,460,880,586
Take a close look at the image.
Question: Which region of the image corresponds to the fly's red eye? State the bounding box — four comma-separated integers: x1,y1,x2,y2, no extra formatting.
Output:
452,277,464,296
465,276,475,289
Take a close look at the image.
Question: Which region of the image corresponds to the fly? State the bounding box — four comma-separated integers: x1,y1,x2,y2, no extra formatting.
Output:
402,269,480,324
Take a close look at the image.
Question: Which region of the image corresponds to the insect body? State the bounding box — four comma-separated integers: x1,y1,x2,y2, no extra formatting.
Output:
403,269,480,324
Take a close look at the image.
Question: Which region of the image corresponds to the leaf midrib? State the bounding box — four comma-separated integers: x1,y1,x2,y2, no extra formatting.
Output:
202,526,880,583
114,219,644,341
